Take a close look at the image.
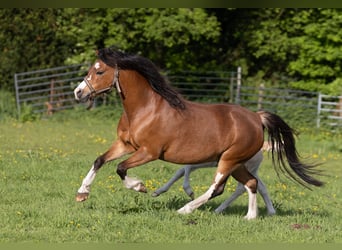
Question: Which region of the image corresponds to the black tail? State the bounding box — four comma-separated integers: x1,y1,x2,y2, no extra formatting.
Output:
258,111,324,189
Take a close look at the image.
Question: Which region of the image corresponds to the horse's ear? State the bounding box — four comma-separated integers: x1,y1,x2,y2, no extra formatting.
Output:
95,50,99,55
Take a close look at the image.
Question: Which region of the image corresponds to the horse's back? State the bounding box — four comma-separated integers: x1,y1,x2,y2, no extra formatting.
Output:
161,102,263,164
186,102,262,135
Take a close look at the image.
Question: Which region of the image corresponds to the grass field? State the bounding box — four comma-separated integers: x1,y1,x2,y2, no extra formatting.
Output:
0,108,341,243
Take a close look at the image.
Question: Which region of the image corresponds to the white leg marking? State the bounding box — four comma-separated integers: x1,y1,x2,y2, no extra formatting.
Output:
244,185,258,220
246,150,276,215
78,165,97,194
177,172,224,214
123,176,144,191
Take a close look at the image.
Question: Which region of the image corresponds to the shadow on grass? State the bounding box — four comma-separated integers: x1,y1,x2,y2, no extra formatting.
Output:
89,192,330,219
200,199,331,218
155,194,331,218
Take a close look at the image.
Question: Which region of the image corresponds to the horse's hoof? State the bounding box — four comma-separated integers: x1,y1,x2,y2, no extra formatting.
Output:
138,183,147,193
76,193,89,202
177,205,193,214
151,192,159,197
244,214,257,220
267,210,276,216
189,192,195,200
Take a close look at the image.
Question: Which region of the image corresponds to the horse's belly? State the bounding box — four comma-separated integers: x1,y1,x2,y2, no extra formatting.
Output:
161,139,222,164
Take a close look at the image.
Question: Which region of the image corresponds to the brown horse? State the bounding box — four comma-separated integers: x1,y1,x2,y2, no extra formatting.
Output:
73,47,323,219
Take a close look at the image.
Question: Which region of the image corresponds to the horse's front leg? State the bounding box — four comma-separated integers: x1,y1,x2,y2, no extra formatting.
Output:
116,147,158,192
76,139,135,202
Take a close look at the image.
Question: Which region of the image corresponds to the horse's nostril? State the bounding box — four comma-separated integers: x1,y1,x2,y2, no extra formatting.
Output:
74,88,83,100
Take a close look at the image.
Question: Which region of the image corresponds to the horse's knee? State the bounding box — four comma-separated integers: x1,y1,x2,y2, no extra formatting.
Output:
245,178,258,193
94,156,105,171
210,181,227,199
116,162,127,180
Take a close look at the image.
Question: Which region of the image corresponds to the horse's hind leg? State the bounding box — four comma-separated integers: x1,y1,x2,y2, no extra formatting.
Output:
257,178,276,215
152,162,216,199
214,182,245,213
231,166,258,219
245,151,276,215
183,162,216,199
177,159,236,214
152,167,186,197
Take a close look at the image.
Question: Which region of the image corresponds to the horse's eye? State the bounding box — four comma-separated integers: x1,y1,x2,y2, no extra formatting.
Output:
96,71,104,75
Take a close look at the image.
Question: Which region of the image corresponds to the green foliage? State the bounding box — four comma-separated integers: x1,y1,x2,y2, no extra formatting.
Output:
241,9,342,94
0,88,41,122
0,9,76,91
64,8,221,71
0,89,17,120
0,8,341,95
18,103,41,123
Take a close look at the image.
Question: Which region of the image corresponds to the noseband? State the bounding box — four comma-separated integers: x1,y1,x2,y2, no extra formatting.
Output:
83,66,122,109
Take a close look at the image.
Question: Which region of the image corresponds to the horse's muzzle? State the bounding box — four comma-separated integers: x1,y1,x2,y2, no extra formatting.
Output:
74,88,90,103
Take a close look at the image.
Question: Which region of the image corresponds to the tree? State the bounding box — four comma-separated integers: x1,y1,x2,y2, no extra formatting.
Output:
288,9,342,95
228,8,342,94
0,9,77,90
1,8,341,95
63,8,221,71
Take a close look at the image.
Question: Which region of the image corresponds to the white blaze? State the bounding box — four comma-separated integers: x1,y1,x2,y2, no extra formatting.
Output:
74,81,87,100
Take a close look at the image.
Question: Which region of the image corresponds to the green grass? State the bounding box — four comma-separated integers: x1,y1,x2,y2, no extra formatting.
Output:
0,108,341,243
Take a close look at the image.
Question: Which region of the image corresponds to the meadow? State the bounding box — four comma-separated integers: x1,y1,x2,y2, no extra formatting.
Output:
0,107,341,243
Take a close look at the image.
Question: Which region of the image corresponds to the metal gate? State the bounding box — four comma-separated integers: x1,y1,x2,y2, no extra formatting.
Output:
14,63,89,115
317,93,342,128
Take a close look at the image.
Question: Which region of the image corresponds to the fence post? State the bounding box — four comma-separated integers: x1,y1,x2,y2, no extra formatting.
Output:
14,73,21,117
235,66,241,104
258,83,265,110
317,93,322,128
229,71,234,103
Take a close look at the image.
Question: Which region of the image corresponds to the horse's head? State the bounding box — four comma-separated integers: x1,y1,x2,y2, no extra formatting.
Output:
74,59,119,104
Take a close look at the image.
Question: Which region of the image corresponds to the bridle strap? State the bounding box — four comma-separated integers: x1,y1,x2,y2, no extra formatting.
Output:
84,66,121,98
114,68,121,94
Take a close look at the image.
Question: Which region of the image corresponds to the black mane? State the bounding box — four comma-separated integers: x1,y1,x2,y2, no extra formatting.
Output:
97,47,186,110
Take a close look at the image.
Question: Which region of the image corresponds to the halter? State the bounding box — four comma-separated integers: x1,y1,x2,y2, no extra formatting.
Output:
83,66,122,109
84,67,121,97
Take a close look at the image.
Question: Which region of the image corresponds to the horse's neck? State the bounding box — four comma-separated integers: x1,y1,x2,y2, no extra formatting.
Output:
119,71,165,120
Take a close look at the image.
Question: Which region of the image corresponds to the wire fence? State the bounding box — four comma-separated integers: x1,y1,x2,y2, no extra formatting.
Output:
14,64,342,129
317,94,342,128
14,63,90,115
